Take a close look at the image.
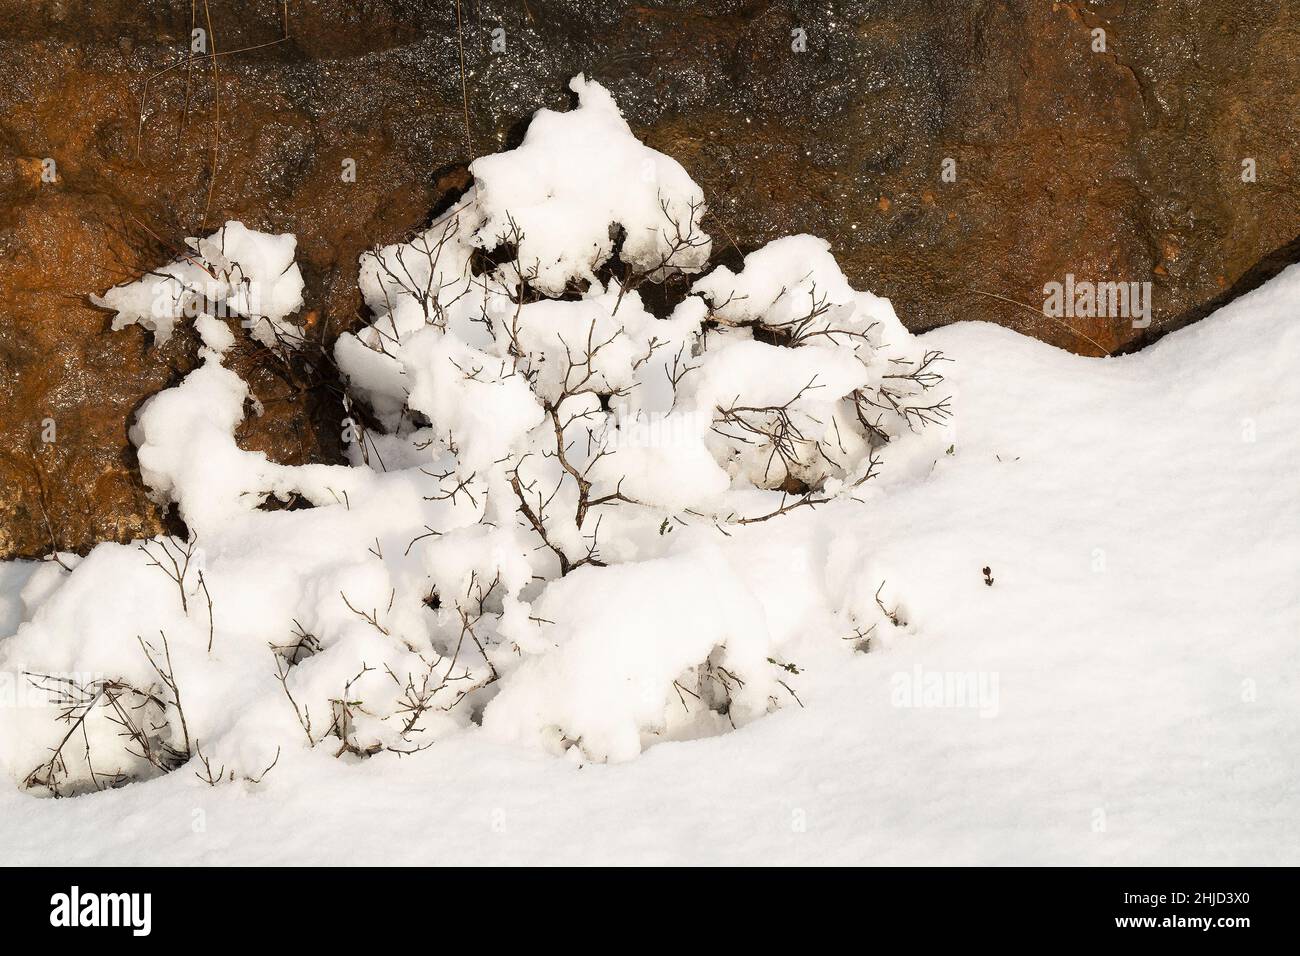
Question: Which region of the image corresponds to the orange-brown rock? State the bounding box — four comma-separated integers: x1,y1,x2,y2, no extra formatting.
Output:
1,0,1297,558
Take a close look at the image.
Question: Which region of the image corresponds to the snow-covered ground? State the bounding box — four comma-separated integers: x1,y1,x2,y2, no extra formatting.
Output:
2,260,1296,865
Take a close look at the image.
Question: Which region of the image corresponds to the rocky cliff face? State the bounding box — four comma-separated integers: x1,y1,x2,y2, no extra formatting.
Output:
1,0,1297,559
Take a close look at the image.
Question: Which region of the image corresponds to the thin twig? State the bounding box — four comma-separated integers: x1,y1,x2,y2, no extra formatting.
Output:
968,289,1112,357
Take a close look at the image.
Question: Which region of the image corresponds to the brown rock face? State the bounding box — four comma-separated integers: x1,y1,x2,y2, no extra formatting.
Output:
1,0,1297,559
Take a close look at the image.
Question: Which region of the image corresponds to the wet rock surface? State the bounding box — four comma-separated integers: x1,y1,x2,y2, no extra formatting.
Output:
1,0,1297,558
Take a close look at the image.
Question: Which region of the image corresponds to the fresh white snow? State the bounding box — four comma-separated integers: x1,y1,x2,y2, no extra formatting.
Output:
2,267,1295,863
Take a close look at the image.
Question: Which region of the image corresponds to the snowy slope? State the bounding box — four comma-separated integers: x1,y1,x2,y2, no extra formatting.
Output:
1,265,1295,866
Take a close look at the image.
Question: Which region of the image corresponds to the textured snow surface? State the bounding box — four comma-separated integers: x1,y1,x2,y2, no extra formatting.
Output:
2,264,1296,865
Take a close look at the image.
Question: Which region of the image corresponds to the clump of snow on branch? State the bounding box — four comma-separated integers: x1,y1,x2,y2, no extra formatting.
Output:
91,221,306,350
464,74,711,296
0,77,953,796
690,235,954,493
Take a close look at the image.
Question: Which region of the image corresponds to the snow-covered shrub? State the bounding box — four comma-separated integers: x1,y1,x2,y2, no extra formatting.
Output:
690,235,953,493
0,76,951,793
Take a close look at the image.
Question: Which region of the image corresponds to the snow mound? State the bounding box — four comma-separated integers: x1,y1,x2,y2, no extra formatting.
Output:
484,547,785,763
